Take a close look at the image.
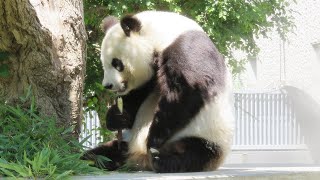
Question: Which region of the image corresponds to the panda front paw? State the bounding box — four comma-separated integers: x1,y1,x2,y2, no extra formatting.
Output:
81,140,128,170
149,149,184,173
106,105,131,131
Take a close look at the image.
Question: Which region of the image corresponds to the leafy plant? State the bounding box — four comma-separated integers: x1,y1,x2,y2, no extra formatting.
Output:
0,89,102,179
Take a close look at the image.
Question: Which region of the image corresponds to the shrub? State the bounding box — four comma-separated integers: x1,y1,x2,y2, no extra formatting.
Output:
0,91,102,179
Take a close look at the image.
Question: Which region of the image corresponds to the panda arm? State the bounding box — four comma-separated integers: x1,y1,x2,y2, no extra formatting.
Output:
106,77,156,130
106,104,133,131
147,31,226,149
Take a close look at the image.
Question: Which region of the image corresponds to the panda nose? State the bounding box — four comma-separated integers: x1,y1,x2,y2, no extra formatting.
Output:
104,83,113,89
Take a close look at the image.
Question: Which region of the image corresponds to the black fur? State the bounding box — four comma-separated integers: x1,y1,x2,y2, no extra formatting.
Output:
106,76,156,131
81,140,128,170
106,105,132,131
120,15,142,37
147,30,226,150
151,137,222,173
112,58,124,72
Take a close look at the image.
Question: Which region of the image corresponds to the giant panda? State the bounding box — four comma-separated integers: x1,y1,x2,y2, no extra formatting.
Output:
82,11,234,173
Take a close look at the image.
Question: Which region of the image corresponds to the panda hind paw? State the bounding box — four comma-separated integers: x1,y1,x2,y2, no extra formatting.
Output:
151,153,198,173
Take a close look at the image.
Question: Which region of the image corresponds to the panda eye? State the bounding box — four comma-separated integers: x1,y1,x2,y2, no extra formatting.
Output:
111,58,124,72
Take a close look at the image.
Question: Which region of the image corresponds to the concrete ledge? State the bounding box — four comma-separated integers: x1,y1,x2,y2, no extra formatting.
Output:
226,150,314,164
75,164,320,179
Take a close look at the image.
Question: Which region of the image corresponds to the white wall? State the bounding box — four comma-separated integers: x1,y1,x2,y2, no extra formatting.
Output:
237,1,320,102
234,1,320,164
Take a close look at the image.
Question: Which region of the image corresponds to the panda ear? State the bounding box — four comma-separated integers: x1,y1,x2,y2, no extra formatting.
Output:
120,15,141,37
100,16,119,34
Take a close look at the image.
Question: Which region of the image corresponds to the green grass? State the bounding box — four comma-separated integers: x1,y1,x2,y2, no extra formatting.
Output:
0,93,102,179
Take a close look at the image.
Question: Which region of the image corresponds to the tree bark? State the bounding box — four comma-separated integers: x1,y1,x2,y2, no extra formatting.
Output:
0,0,86,134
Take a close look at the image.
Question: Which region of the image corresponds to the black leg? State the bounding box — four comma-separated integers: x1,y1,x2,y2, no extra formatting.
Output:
81,140,128,171
150,137,223,173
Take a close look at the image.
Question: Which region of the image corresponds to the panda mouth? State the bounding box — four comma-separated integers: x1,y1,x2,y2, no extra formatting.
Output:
118,88,126,93
117,81,128,94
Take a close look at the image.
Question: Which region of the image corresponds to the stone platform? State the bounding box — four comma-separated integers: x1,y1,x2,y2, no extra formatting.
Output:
75,164,320,180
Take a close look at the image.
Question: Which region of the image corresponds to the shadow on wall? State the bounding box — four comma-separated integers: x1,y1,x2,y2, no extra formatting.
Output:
282,86,320,163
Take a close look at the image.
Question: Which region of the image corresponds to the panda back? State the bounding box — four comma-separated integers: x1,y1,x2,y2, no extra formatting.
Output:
134,11,204,51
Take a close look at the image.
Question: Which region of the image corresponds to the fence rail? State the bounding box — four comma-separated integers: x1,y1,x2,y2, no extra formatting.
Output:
81,92,306,150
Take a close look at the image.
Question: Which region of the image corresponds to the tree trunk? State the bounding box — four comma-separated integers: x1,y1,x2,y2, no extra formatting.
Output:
0,0,86,134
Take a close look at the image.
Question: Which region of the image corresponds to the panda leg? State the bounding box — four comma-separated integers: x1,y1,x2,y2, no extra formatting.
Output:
150,137,224,173
81,140,128,170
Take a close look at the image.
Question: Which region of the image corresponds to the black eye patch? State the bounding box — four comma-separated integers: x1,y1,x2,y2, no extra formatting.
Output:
111,58,124,72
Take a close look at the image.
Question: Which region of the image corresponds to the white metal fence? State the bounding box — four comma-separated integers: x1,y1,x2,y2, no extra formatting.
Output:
80,110,102,148
81,92,306,150
233,92,306,150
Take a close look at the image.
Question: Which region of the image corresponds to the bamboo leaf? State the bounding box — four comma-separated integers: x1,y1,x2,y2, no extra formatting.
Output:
117,97,123,113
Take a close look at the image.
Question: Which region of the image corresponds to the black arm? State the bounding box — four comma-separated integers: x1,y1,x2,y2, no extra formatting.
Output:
106,77,156,131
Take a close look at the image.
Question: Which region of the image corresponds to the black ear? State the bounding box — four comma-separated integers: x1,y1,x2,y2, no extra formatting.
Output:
100,16,119,33
120,15,141,37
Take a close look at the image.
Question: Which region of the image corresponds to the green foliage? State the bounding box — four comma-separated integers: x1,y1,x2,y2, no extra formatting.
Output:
0,90,102,179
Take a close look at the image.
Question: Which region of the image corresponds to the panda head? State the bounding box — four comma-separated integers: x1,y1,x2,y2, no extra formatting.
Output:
100,15,155,95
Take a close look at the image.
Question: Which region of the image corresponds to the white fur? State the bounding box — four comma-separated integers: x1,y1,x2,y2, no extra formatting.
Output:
101,26,155,94
134,11,203,51
128,91,159,155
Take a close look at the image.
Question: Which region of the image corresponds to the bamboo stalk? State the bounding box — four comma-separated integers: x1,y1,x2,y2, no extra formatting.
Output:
117,97,123,150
